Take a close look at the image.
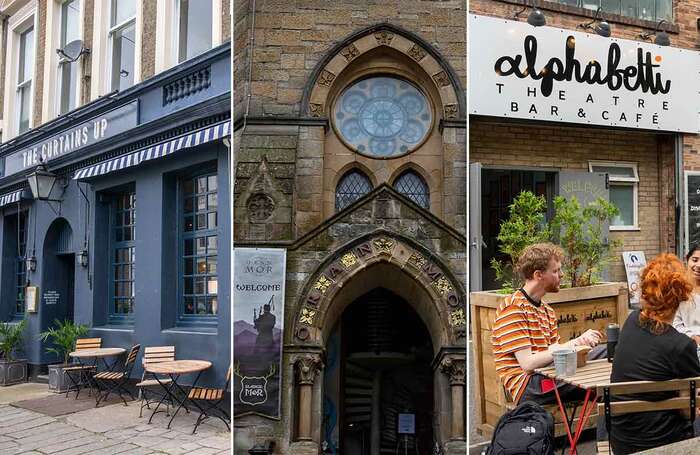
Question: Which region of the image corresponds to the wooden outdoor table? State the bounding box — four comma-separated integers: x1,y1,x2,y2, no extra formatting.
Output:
535,359,613,455
144,360,212,429
69,348,126,359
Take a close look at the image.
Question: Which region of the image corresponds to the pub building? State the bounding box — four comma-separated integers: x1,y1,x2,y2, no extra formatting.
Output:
232,1,466,454
0,40,231,385
469,0,700,440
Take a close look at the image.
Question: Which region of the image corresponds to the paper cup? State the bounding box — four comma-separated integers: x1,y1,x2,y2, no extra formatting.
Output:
553,348,577,377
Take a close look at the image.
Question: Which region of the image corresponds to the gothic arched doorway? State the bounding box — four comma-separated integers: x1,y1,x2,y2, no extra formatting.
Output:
323,287,434,454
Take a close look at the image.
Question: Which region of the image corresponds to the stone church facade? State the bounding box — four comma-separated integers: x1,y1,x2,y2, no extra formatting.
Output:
233,2,466,454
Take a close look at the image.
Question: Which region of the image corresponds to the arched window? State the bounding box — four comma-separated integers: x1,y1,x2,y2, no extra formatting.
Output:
394,171,429,209
335,170,373,212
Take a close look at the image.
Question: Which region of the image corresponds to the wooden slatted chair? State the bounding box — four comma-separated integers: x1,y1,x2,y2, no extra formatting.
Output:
63,337,102,399
135,346,175,418
596,376,700,454
188,365,231,434
93,344,140,407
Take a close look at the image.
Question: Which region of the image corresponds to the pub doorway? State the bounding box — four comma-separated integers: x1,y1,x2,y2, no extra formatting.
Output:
323,288,434,454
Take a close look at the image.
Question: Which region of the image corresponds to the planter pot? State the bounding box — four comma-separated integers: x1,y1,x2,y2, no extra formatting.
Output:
0,359,27,386
469,282,629,437
48,363,74,393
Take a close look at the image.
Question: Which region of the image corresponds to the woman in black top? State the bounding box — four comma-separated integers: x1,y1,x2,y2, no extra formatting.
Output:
610,253,700,454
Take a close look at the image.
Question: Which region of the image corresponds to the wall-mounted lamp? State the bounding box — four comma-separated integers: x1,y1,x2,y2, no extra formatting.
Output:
579,7,611,37
514,3,546,27
78,249,89,268
27,163,58,201
26,255,36,273
639,20,671,46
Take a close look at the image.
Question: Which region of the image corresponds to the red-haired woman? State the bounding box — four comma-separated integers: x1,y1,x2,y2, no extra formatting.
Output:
609,253,700,454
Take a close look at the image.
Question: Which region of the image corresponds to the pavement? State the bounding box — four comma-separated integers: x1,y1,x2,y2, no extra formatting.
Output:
0,382,230,454
468,338,598,455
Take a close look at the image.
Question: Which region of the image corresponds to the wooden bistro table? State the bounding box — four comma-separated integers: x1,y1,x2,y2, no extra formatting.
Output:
144,360,212,429
68,347,127,397
535,359,613,455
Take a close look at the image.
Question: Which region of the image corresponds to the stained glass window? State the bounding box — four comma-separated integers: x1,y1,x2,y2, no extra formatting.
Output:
335,170,373,212
334,77,432,158
394,171,430,209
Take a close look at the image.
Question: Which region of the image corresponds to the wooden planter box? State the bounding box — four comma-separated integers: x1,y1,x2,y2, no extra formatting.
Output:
470,282,630,438
0,359,27,386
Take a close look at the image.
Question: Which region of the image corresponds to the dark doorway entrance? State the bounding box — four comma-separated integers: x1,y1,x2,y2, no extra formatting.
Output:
480,169,556,291
324,288,434,454
41,218,76,362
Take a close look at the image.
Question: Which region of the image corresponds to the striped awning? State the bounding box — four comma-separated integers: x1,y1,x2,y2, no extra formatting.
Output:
73,120,230,180
0,188,27,207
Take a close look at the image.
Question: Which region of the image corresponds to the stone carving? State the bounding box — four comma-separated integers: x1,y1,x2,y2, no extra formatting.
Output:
372,238,394,252
317,70,336,87
340,252,358,269
309,103,324,117
247,193,275,222
299,307,316,325
374,30,394,45
295,326,310,341
440,356,466,386
408,44,427,62
340,44,360,62
296,354,323,385
444,104,458,119
449,308,466,327
313,275,332,294
432,70,450,87
432,276,453,296
408,252,428,269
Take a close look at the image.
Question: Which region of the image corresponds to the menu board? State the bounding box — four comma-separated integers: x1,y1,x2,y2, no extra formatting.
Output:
686,173,700,253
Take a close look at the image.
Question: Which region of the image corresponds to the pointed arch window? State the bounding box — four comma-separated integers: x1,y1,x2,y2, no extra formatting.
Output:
335,170,373,212
394,171,429,209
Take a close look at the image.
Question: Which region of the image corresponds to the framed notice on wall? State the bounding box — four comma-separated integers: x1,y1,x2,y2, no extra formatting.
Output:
25,286,38,313
685,172,700,255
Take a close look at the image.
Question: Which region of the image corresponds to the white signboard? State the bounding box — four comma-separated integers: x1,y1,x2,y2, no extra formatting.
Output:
469,14,700,133
398,413,415,434
622,251,646,307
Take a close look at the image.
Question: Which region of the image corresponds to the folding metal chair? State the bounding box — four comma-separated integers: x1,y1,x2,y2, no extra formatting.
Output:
93,344,140,407
63,338,102,399
136,346,175,417
188,365,231,434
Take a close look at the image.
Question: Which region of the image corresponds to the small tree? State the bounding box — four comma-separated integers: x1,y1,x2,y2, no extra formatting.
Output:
39,320,89,365
490,191,550,292
0,319,27,362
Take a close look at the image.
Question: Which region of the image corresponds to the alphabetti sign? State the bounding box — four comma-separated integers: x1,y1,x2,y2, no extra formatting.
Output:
469,15,700,133
4,101,138,177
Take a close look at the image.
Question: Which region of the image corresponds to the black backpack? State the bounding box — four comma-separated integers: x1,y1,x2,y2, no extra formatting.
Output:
486,401,555,455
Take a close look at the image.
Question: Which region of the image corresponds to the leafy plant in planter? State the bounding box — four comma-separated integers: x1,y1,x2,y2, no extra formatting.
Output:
39,319,89,365
491,191,621,291
0,319,28,386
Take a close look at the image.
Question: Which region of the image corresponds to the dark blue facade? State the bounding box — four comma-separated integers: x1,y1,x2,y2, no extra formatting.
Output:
0,44,231,386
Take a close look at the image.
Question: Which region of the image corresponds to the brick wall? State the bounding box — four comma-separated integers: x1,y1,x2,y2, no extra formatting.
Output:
141,0,157,81
32,0,47,128
222,0,231,42
81,0,94,105
470,117,673,281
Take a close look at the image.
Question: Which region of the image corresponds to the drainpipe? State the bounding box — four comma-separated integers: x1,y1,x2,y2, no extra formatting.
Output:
675,133,684,257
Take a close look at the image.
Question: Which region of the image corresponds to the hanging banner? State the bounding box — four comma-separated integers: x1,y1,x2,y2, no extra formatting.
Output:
469,14,700,133
622,251,646,307
233,247,286,418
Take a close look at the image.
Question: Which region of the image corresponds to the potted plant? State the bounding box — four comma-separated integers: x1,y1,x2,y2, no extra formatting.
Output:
39,319,89,393
471,191,629,437
0,319,28,386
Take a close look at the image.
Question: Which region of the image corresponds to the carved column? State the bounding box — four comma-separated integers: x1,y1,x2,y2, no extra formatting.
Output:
441,356,466,440
295,354,323,441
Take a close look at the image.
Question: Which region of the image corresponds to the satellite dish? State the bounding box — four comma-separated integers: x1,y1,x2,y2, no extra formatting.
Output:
57,39,89,63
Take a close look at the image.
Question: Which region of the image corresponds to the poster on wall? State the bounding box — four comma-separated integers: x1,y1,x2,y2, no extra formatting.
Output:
233,248,286,418
686,172,700,254
622,251,646,307
469,14,700,133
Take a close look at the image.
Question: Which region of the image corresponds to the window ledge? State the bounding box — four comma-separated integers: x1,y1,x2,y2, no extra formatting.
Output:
163,327,217,336
92,326,135,333
492,0,679,33
609,226,640,232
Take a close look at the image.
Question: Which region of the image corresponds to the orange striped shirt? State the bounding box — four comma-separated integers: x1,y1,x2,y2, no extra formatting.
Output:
492,289,559,403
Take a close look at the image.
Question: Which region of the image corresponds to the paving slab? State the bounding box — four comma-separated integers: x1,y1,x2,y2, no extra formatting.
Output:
0,383,52,405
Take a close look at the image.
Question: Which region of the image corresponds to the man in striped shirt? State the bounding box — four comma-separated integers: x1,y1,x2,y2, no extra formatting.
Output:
492,242,602,404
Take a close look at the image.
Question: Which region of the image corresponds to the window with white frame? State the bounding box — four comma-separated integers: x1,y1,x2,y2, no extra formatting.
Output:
589,161,639,229
58,0,81,115
177,0,213,63
17,26,35,135
109,0,136,91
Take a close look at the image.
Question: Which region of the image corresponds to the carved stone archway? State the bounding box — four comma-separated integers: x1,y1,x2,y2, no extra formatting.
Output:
288,231,466,453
